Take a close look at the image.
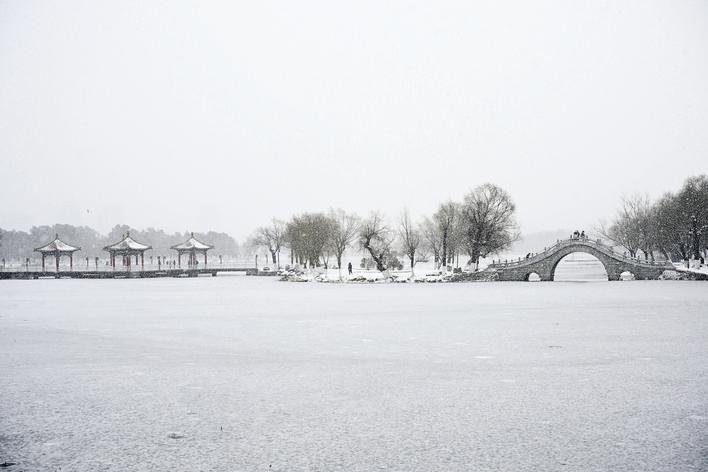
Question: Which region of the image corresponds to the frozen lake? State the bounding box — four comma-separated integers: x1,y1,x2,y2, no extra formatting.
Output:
1,277,707,471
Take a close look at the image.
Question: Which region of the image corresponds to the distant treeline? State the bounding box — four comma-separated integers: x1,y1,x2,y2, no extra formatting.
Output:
600,175,708,261
0,224,241,261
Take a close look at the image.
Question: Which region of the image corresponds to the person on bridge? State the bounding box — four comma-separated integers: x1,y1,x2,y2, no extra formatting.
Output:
580,230,586,240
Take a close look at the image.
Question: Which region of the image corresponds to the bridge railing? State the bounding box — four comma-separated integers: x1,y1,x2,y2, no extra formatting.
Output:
488,237,668,269
487,238,570,268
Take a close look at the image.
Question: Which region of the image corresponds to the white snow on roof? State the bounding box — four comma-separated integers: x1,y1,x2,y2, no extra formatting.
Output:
171,234,213,251
104,234,151,251
35,235,80,253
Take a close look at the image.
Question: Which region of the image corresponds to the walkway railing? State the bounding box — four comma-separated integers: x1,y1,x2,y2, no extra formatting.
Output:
0,260,257,273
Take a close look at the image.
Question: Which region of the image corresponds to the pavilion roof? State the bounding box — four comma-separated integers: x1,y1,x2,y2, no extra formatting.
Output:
171,233,213,251
103,232,152,252
35,234,80,253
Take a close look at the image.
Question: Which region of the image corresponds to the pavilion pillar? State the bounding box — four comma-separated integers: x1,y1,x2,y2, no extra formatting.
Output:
204,251,207,267
55,254,60,272
178,253,181,268
70,254,73,271
41,254,46,272
141,253,144,270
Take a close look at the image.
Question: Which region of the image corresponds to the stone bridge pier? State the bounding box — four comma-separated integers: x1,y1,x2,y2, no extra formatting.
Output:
489,239,673,281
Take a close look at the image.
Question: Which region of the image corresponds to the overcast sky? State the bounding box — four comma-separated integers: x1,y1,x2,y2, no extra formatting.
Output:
1,0,707,240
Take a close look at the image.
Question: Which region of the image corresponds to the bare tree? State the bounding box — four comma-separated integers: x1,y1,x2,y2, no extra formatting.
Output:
421,217,442,268
650,176,708,261
459,183,519,270
415,241,431,264
651,193,683,260
433,201,458,269
630,195,657,260
598,195,653,258
284,213,334,268
250,219,285,267
448,217,465,267
327,209,360,280
398,209,421,279
359,212,394,277
676,175,708,260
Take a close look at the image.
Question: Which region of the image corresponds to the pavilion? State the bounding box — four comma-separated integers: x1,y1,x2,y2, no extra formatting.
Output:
34,234,81,272
171,233,213,268
104,232,152,270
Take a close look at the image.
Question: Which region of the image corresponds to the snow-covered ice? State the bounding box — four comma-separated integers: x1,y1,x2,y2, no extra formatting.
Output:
1,277,707,471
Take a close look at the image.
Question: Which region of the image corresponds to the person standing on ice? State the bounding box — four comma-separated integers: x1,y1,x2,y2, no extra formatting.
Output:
347,262,353,275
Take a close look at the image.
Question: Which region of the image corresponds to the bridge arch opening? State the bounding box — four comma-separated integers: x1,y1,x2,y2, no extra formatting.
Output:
552,252,608,281
526,272,541,282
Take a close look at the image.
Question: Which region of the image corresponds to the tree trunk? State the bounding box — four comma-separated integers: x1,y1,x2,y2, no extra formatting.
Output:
470,248,481,271
361,234,388,274
363,244,386,273
471,244,481,269
441,230,447,269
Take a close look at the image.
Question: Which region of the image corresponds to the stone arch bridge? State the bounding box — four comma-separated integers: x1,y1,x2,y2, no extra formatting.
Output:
487,238,674,281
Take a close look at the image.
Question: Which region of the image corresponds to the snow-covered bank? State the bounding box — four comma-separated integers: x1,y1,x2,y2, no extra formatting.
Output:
276,261,708,284
673,263,708,280
277,266,494,283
